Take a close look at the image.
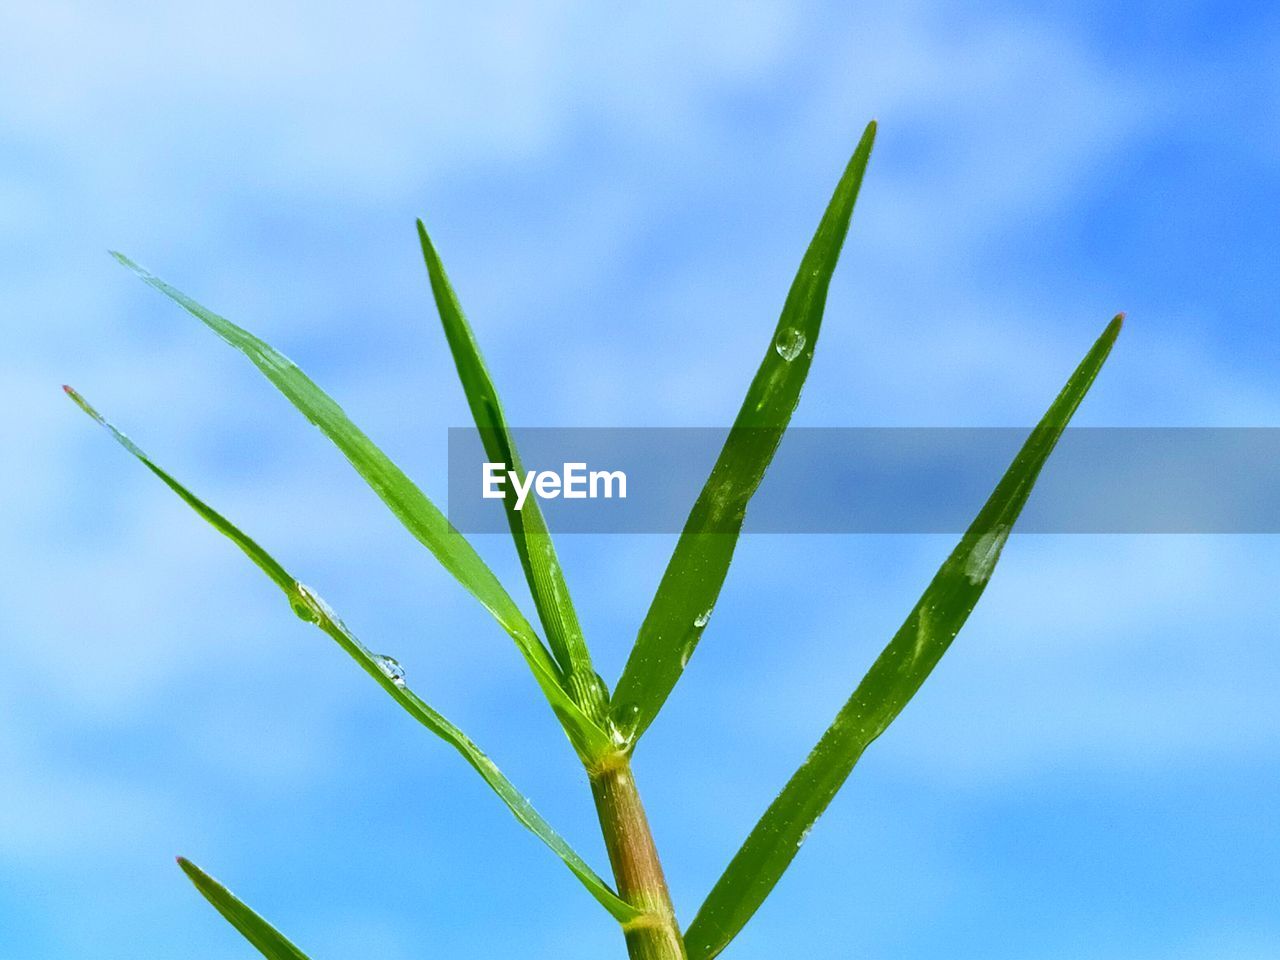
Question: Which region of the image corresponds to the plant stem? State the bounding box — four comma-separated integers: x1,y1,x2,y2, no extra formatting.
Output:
591,759,686,960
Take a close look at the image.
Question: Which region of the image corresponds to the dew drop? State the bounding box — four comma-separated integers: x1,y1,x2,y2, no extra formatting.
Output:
694,608,712,628
291,583,320,623
774,327,806,362
611,701,641,746
679,639,696,669
964,525,1011,585
373,654,406,687
293,582,343,625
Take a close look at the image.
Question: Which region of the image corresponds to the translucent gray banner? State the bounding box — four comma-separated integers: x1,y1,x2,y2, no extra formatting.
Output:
446,428,1280,533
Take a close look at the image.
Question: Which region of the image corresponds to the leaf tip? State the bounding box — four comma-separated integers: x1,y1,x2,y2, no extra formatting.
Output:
62,384,95,418
415,218,438,259
109,250,150,279
858,119,878,152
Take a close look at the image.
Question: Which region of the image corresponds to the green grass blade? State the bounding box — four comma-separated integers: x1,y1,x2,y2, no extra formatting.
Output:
176,858,312,960
417,220,597,699
67,389,639,922
611,121,877,744
108,254,611,760
62,386,297,595
682,315,1124,960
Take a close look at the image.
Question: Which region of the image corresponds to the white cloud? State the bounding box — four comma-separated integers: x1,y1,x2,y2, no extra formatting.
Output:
2,2,1276,954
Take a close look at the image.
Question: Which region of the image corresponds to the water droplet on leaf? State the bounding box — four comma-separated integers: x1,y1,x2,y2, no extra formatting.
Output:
964,525,1011,585
373,654,406,687
610,701,641,746
796,824,814,849
774,327,806,362
291,584,319,622
694,608,712,628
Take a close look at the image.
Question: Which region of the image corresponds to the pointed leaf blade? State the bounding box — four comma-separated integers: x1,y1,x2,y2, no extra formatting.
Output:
611,121,877,742
417,220,596,691
62,386,294,593
177,858,312,960
683,316,1124,960
108,255,611,759
68,391,639,922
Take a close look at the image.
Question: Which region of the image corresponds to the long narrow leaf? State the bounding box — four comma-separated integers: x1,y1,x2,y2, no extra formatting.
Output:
611,121,878,743
176,858,312,960
417,220,597,696
683,315,1124,960
109,254,611,760
67,388,639,923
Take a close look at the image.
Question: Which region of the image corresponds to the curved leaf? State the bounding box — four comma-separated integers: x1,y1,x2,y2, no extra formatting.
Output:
177,858,312,960
109,254,611,760
67,388,638,922
611,121,878,744
683,315,1124,960
417,221,598,702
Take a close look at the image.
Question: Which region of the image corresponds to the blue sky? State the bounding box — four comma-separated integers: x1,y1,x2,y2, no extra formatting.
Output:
2,2,1278,958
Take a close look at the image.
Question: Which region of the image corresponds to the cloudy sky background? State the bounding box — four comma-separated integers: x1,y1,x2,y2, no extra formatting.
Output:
3,2,1278,957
